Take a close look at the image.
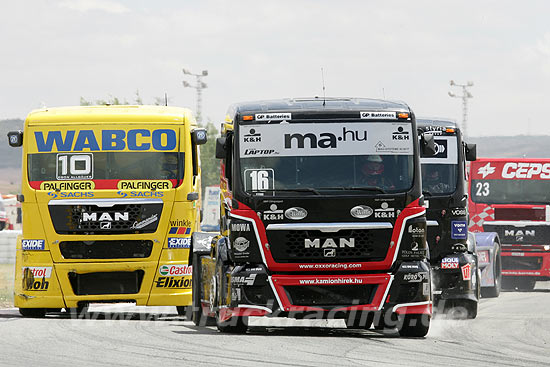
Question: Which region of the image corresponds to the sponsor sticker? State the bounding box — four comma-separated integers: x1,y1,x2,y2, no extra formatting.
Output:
408,225,425,238
461,263,472,281
441,257,459,269
154,276,192,288
350,205,373,219
40,181,95,191
255,113,292,121
158,264,192,276
243,128,262,143
169,227,192,235
233,237,250,252
231,274,257,286
263,204,284,221
477,162,496,179
451,207,467,217
403,272,428,282
360,111,397,120
374,202,394,218
117,190,164,198
285,207,307,220
23,267,52,278
117,180,172,190
231,223,251,232
167,237,191,248
451,220,467,239
131,214,159,229
22,239,45,250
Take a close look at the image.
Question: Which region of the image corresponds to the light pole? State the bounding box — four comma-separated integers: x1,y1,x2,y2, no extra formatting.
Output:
182,68,208,125
448,80,473,139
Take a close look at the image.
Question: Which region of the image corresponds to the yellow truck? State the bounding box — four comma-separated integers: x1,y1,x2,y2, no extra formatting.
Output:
7,105,207,317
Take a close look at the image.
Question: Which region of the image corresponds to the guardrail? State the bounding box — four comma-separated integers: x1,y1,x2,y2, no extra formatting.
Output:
0,230,20,264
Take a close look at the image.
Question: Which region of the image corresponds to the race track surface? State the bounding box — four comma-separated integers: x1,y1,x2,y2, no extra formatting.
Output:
1,284,549,366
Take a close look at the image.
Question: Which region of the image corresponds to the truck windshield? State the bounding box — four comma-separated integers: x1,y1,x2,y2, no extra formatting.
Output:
471,179,550,204
238,121,414,194
27,152,184,182
420,136,458,195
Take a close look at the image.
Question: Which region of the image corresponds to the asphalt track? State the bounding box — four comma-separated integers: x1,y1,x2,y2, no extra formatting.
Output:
1,284,549,367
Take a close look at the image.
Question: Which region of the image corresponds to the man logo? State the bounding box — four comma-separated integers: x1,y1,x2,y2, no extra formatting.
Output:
324,248,336,257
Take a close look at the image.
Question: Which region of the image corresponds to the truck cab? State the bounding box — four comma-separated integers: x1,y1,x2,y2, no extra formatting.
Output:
192,97,435,336
418,118,501,318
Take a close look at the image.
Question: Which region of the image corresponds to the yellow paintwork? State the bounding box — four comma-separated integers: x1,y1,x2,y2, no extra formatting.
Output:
15,105,201,310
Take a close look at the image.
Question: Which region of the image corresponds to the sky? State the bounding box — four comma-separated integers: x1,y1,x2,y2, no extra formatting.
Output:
2,0,550,137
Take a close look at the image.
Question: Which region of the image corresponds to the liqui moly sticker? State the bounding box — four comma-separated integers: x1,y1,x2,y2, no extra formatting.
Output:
461,263,472,280
441,257,459,269
22,267,52,278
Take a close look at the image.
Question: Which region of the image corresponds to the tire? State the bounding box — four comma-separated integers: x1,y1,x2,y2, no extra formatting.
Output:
446,300,474,319
19,308,46,318
191,253,216,326
398,314,430,337
481,246,502,298
217,315,249,333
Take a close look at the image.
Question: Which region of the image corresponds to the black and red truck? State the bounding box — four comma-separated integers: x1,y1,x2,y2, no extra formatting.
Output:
418,118,501,319
191,98,436,336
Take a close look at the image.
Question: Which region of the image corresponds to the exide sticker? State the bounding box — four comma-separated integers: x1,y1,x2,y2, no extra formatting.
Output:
167,237,191,248
22,240,45,250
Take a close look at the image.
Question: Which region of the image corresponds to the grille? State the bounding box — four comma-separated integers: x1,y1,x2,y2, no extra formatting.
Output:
494,208,545,221
49,203,162,234
59,240,154,259
283,284,377,308
483,223,550,245
267,229,391,263
68,270,144,295
502,256,542,270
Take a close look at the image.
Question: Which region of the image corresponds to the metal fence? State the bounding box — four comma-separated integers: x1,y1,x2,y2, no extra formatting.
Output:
0,230,20,264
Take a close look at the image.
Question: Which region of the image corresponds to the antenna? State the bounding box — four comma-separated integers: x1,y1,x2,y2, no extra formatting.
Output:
382,88,386,99
164,92,168,106
321,67,326,106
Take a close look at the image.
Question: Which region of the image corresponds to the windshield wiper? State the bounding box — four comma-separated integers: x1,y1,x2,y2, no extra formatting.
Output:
318,186,386,193
250,188,321,195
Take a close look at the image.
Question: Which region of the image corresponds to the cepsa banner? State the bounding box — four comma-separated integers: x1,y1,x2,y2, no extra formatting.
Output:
239,122,413,158
471,160,550,180
28,126,179,153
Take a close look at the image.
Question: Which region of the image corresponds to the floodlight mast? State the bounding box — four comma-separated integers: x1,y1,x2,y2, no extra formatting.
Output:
182,68,208,125
448,80,474,138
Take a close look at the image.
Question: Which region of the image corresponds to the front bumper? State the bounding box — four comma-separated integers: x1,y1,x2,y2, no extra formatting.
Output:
219,261,432,322
501,250,550,278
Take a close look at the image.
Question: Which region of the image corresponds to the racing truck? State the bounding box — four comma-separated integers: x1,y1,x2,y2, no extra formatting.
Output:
418,119,501,318
469,158,550,291
8,105,207,317
191,97,437,337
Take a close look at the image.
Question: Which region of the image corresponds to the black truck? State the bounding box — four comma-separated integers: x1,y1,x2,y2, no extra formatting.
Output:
191,98,437,336
418,118,501,318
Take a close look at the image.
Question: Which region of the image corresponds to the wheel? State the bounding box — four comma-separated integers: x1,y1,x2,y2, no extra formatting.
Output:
517,277,536,291
176,306,192,319
398,314,430,337
191,253,216,326
447,300,477,319
217,315,249,333
19,308,46,318
481,246,502,298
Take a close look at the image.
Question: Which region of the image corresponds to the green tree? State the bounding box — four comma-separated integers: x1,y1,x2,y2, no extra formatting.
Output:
79,95,129,106
200,121,220,192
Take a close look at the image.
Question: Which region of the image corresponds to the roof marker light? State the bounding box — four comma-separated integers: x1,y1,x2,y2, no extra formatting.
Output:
398,113,409,119
243,115,254,121
446,128,455,133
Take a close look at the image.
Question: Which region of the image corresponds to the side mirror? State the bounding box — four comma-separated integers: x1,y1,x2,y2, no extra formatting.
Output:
191,128,208,145
215,137,227,159
421,133,436,156
465,143,477,161
187,192,199,201
7,131,23,147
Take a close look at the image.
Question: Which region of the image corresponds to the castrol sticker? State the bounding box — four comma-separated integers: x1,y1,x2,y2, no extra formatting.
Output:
473,161,550,180
158,264,192,276
22,267,52,278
